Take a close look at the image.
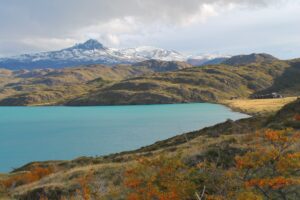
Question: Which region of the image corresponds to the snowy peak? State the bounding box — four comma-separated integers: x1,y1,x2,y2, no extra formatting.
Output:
70,39,106,50
119,46,186,61
0,39,229,70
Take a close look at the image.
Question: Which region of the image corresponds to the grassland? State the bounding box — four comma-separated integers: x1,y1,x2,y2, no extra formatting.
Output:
222,97,298,116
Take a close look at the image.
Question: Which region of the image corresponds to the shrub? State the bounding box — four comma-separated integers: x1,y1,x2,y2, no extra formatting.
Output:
235,129,300,199
124,155,197,200
1,167,54,189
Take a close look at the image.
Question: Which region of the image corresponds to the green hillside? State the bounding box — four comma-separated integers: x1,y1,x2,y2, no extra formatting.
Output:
222,53,278,66
255,59,300,96
67,60,290,105
1,57,300,106
0,61,192,106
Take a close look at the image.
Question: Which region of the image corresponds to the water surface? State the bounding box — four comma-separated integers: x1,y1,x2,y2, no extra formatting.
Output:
0,103,249,172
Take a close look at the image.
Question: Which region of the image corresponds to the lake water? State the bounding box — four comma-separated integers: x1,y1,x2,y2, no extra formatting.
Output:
0,103,249,172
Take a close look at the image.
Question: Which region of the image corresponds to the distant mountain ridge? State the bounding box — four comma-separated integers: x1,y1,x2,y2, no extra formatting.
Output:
222,53,278,66
0,39,228,70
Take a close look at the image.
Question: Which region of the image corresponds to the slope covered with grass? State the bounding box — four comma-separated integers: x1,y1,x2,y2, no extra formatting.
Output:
68,60,290,105
0,61,192,106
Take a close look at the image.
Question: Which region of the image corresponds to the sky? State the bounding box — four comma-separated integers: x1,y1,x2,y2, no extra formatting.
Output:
0,0,299,59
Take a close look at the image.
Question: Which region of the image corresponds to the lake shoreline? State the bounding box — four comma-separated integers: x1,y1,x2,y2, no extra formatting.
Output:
0,103,249,173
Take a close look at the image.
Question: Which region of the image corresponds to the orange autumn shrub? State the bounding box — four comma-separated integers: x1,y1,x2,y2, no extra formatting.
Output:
245,177,298,190
294,114,300,121
276,152,300,173
76,171,93,200
196,161,241,199
1,167,54,188
124,155,197,200
235,129,300,199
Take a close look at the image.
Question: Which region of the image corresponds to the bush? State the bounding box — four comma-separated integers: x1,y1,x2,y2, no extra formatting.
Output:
124,155,197,200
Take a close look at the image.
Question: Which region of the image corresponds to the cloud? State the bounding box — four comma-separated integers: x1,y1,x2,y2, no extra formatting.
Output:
0,0,278,36
0,0,297,57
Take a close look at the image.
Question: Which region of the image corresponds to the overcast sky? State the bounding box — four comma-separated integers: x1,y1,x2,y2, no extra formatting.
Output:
0,0,299,59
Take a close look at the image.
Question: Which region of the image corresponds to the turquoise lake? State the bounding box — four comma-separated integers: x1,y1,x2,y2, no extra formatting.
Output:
0,103,249,172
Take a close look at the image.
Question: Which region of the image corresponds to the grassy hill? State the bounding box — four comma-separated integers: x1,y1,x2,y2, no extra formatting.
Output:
67,60,290,105
0,61,192,106
1,57,300,106
255,59,300,96
222,53,278,66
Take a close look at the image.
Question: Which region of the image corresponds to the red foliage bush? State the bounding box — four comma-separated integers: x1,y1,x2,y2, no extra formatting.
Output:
1,167,54,188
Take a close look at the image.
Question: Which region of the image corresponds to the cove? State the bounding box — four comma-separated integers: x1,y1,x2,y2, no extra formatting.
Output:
0,103,249,172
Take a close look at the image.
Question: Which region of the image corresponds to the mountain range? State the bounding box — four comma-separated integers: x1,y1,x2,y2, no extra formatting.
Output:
0,39,229,70
0,53,298,106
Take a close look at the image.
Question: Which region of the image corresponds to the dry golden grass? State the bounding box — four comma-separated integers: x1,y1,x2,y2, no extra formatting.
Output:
222,97,298,116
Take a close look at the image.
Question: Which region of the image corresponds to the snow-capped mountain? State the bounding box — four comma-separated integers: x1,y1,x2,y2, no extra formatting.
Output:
0,39,186,70
0,39,228,70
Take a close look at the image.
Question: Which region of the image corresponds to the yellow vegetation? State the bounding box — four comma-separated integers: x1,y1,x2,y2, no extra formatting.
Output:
222,97,298,115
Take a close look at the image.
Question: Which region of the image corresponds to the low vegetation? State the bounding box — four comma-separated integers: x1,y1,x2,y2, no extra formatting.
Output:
1,57,300,106
67,60,293,105
222,97,298,116
0,61,192,106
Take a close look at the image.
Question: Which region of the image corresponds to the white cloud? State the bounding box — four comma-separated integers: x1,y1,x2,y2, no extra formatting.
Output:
20,38,77,51
180,4,219,26
74,16,138,46
0,0,298,58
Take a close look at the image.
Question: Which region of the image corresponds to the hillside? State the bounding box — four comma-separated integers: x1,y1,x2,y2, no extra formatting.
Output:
255,59,300,96
132,59,192,72
67,60,290,105
0,61,192,106
1,57,300,106
187,55,229,66
1,98,299,199
222,53,278,66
